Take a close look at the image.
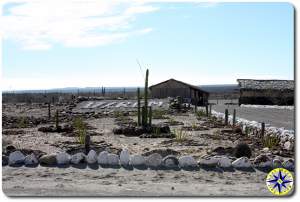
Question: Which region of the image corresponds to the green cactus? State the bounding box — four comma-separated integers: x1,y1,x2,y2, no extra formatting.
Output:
142,69,149,127
137,87,141,126
48,102,51,119
148,106,152,126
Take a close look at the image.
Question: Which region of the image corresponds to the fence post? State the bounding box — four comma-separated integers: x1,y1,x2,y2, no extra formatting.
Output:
85,134,90,155
233,109,236,127
225,109,228,125
261,122,265,138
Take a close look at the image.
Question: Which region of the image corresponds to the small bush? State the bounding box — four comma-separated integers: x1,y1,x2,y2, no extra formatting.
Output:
152,109,168,119
263,134,280,149
233,143,252,158
173,128,188,142
73,117,86,144
17,117,27,128
196,110,206,118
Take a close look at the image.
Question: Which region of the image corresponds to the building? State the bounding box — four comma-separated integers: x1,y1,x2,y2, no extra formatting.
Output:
149,78,209,106
237,79,294,105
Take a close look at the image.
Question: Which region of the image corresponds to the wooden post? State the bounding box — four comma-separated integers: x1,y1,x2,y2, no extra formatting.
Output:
85,134,90,155
233,109,236,127
225,109,228,125
205,104,208,117
261,122,265,138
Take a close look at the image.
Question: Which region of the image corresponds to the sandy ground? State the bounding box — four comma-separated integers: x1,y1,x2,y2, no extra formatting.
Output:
2,100,294,196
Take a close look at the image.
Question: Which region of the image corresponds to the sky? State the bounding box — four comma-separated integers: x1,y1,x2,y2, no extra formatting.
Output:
0,0,294,90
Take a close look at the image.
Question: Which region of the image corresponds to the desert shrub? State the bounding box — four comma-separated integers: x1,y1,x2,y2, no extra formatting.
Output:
152,109,168,119
17,117,27,128
73,117,86,144
233,143,252,158
196,110,206,118
263,134,280,149
173,128,188,142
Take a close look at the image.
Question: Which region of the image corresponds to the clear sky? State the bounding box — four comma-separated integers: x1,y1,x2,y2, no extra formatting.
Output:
0,0,294,90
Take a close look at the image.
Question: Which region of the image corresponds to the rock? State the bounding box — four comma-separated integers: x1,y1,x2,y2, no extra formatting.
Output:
70,153,86,164
39,154,57,166
107,154,120,166
272,158,283,168
232,157,251,168
284,141,293,151
112,126,123,134
56,152,71,165
130,155,146,167
253,154,272,168
145,153,163,168
261,147,270,153
233,143,252,158
134,127,146,136
218,156,232,168
86,150,97,164
120,149,130,166
24,153,39,166
178,156,198,169
98,151,109,165
2,155,9,166
199,155,220,167
8,151,25,166
282,159,294,170
162,155,179,169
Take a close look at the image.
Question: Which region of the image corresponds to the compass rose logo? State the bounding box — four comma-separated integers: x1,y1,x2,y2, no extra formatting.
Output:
266,168,293,196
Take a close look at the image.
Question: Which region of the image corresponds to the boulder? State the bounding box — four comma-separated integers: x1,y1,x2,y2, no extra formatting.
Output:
145,153,163,168
253,154,272,168
162,155,179,169
87,150,97,164
233,143,252,158
39,154,57,166
199,155,220,167
98,151,109,165
272,158,283,168
284,141,293,151
24,153,39,166
2,155,9,166
70,153,86,164
232,157,251,168
282,159,294,171
218,156,232,168
8,151,25,166
130,155,146,167
107,154,120,166
178,156,198,169
56,152,71,165
120,149,130,166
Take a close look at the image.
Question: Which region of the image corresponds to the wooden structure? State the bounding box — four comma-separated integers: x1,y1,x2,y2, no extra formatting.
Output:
149,78,209,106
237,79,294,105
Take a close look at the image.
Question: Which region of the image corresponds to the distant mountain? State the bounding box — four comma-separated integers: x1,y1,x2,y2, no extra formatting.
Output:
199,84,240,93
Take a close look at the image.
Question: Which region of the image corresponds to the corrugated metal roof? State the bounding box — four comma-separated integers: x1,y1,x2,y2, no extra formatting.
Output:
237,79,294,90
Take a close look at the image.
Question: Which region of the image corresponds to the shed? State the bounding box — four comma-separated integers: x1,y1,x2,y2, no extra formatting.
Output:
149,78,209,106
237,79,294,105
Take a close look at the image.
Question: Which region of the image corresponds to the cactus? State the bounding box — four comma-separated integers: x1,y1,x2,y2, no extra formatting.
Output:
137,88,141,126
55,110,59,130
142,69,149,127
148,106,152,126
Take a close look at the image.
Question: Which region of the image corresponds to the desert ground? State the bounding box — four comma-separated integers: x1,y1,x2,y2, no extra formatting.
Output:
2,97,295,196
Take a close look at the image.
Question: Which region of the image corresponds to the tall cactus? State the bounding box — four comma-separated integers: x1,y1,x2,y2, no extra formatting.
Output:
142,69,149,127
48,102,51,120
137,87,141,126
148,106,152,126
55,110,59,130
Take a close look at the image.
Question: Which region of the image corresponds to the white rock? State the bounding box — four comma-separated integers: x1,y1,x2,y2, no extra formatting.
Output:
261,147,270,153
178,156,198,168
284,141,293,151
282,159,294,170
107,154,119,166
86,150,97,164
232,157,251,168
97,151,109,165
56,152,70,165
162,155,179,168
146,153,163,168
24,153,38,166
218,156,232,168
120,149,130,166
199,155,219,167
253,154,272,168
8,151,25,166
130,155,146,167
70,153,86,164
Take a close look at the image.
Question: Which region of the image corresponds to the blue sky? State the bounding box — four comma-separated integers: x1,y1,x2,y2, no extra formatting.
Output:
1,1,294,90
